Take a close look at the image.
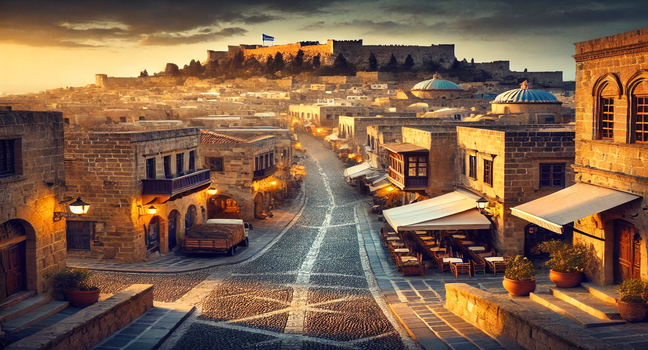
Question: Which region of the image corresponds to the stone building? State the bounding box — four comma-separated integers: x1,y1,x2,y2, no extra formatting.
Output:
289,104,371,130
201,131,284,221
402,74,465,100
511,27,648,285
0,108,67,298
456,125,575,255
64,127,210,263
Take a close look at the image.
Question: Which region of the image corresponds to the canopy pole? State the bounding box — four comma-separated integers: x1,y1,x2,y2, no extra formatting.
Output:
567,225,605,242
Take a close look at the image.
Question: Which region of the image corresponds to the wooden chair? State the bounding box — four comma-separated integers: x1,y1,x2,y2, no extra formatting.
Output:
485,258,507,276
450,262,472,278
432,252,451,273
471,259,486,276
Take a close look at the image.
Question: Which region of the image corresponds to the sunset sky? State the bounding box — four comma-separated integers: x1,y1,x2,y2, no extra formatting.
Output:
1,0,647,94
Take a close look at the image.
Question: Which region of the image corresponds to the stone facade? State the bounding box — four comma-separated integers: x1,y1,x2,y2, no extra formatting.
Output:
290,105,371,129
456,126,575,254
569,27,648,285
0,109,67,297
64,127,208,263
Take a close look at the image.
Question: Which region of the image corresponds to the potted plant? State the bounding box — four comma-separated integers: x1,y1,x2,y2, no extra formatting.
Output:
502,255,538,296
617,279,648,322
52,268,100,307
534,240,588,288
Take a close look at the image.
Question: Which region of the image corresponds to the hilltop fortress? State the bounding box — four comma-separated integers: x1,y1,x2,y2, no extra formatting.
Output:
207,39,563,87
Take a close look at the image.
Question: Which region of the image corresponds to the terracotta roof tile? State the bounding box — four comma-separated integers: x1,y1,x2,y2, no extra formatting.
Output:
201,130,247,144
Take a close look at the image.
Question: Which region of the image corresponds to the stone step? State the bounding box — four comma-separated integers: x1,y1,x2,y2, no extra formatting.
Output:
2,301,69,334
530,292,626,328
0,291,36,313
551,287,622,320
0,295,51,323
90,301,195,350
581,282,618,304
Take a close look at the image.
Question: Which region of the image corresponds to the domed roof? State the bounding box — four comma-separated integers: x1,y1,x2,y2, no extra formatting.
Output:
492,81,560,104
412,73,462,91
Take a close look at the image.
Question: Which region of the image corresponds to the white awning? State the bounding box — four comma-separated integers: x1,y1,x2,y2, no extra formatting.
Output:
339,144,349,150
324,133,341,141
344,162,374,179
369,178,390,192
383,190,491,232
511,183,640,234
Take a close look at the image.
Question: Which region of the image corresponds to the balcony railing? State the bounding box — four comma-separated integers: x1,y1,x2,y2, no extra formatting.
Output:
142,169,211,196
253,165,277,179
388,168,428,190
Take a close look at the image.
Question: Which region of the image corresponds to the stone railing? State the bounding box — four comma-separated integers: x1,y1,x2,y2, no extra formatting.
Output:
444,283,621,350
7,284,153,350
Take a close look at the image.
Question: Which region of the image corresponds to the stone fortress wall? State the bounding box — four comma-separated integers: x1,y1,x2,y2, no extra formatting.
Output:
474,61,563,87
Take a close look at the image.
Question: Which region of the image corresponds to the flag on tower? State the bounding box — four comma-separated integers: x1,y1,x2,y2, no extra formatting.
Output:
262,34,274,42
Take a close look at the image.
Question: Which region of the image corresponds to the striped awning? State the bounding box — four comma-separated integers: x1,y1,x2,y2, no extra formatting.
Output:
511,183,640,234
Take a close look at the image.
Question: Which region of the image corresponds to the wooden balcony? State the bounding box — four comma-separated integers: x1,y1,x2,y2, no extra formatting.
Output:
253,165,277,179
142,169,211,197
388,169,428,190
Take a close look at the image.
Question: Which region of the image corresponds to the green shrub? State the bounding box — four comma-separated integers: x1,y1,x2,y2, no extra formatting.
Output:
617,279,648,303
504,255,538,281
534,240,588,273
52,268,97,292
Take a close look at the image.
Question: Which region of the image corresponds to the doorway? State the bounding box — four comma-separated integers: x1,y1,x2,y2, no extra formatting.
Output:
0,221,27,301
614,220,642,284
168,210,179,251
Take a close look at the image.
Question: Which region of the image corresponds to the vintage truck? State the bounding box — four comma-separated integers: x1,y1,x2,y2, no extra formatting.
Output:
181,219,252,256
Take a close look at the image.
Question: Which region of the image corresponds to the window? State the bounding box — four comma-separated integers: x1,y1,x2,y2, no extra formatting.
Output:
66,221,94,251
189,151,196,172
598,97,614,139
468,155,477,179
540,164,565,188
483,159,493,186
460,153,466,176
407,156,427,177
146,158,156,179
0,139,20,177
163,155,172,179
209,157,223,171
634,96,648,143
176,153,184,176
270,153,274,166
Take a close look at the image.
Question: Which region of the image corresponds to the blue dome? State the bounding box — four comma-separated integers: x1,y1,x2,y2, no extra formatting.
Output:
492,81,560,104
412,74,462,91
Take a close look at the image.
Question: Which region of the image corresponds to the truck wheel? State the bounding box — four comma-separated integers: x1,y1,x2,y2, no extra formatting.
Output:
227,246,235,256
239,237,249,247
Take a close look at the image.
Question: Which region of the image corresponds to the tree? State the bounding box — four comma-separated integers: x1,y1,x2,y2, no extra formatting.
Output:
403,54,414,71
139,69,149,77
368,52,378,71
293,50,304,68
380,54,398,72
273,52,285,73
312,54,321,69
265,55,275,74
164,63,180,76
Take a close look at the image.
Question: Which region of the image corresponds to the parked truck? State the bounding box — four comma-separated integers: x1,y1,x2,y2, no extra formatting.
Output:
181,219,252,256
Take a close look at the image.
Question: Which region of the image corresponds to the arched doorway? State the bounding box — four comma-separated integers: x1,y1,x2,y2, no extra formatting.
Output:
0,220,27,300
185,205,197,235
614,220,642,284
168,210,180,251
254,193,265,219
524,224,564,257
146,216,160,254
207,196,241,219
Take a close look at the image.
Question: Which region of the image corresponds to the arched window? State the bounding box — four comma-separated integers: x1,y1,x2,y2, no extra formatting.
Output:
626,70,648,144
592,73,622,140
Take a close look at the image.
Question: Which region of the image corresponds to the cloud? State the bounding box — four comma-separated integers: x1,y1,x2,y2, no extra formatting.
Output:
140,28,248,46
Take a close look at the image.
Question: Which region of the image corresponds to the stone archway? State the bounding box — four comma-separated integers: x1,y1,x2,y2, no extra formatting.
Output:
185,205,198,235
146,216,161,255
0,220,33,301
168,210,180,252
207,195,241,219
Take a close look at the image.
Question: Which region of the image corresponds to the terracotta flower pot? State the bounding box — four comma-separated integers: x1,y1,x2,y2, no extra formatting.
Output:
502,277,536,296
549,270,583,288
65,289,100,308
617,300,648,322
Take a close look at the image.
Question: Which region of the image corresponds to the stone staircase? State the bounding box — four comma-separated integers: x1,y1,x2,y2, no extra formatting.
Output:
0,291,70,343
529,282,626,328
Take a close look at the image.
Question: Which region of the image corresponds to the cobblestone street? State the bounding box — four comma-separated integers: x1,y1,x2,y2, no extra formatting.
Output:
85,132,532,350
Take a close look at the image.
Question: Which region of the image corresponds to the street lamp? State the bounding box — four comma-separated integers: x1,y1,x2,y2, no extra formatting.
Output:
476,197,489,214
207,187,218,196
54,197,90,222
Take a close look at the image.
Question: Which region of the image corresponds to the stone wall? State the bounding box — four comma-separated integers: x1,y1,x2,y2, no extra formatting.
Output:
444,283,621,350
95,74,187,90
6,284,154,350
334,42,456,71
473,61,564,87
0,110,67,295
64,128,206,262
